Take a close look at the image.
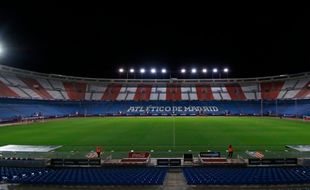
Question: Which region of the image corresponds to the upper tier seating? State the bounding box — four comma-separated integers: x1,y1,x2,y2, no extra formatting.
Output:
0,66,309,101
166,84,182,101
20,77,53,99
261,82,284,100
134,84,152,101
0,80,19,98
196,84,214,100
226,84,246,100
102,84,122,101
63,82,86,100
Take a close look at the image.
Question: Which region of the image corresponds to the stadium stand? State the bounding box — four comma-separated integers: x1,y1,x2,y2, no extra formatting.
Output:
1,98,310,122
240,83,259,100
0,80,19,98
87,84,107,100
150,86,159,100
196,84,214,100
261,81,284,100
188,85,198,100
1,167,48,181
1,65,309,102
226,84,246,100
166,84,182,101
1,167,167,185
103,84,122,101
19,77,53,99
48,79,69,99
158,86,167,100
0,65,310,122
63,82,86,100
3,166,310,186
295,81,310,99
183,167,310,185
133,84,152,101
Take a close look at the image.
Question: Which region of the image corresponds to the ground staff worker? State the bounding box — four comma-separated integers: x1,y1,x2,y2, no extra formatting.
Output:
227,144,233,158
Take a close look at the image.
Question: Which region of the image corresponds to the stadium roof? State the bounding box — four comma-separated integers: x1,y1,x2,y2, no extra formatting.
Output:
1,64,309,84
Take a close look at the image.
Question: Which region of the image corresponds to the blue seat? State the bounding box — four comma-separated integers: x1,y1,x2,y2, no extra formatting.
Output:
2,166,167,185
183,167,310,185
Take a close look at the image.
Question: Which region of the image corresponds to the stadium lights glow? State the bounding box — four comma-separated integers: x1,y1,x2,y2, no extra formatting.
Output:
191,68,197,74
140,68,145,74
118,68,124,73
0,43,4,56
116,67,229,76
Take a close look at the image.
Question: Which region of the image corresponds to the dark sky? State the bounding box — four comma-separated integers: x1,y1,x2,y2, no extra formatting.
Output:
0,4,309,79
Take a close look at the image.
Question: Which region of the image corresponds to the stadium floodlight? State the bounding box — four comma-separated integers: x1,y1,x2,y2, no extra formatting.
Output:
223,68,229,73
181,68,186,73
0,43,4,56
118,68,124,73
150,68,156,74
129,68,135,73
140,68,145,74
161,68,167,74
212,68,218,73
191,68,197,74
202,68,207,73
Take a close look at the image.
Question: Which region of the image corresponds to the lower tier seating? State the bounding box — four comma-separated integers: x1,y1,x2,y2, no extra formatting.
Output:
1,167,167,185
1,98,310,121
183,167,310,185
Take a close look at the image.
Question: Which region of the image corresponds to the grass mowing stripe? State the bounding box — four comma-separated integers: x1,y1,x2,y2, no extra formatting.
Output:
0,117,310,153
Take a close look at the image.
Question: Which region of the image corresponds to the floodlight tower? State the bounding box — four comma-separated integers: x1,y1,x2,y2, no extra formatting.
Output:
212,68,218,79
161,68,168,79
118,68,129,79
118,68,124,73
140,68,146,78
128,68,135,78
150,68,156,74
0,43,4,57
223,68,229,79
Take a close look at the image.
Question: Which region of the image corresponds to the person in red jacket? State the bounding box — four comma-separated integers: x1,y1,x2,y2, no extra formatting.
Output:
96,146,102,158
227,144,233,158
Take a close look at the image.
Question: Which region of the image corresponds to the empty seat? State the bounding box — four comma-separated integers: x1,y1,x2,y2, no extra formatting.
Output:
3,167,167,185
183,167,310,185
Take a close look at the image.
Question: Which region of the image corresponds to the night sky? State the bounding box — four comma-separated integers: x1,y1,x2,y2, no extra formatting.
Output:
0,4,309,79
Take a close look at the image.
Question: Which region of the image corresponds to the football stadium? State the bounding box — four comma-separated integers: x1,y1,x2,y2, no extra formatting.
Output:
1,4,310,190
0,64,310,189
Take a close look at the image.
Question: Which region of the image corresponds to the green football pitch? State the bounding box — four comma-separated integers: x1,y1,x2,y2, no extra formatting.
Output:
0,117,310,158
